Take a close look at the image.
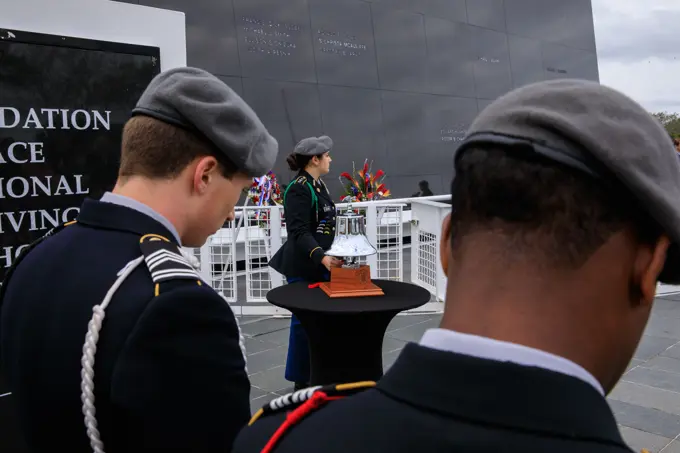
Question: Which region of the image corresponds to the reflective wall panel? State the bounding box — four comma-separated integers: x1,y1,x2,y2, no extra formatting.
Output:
310,0,380,88
125,0,599,197
467,0,506,32
372,6,428,93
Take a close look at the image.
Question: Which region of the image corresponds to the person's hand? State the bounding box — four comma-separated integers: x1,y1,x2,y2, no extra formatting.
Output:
322,256,343,270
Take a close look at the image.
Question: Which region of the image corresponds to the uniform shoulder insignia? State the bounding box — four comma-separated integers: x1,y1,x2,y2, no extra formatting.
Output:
81,231,203,452
139,234,201,289
249,381,375,452
248,381,376,426
294,175,308,185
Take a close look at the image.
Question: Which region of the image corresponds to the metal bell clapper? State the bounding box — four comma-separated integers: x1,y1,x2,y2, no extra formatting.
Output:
320,201,383,297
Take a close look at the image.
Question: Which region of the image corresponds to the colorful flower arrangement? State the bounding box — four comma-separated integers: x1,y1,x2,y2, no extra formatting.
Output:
246,171,283,207
245,171,283,228
339,160,391,203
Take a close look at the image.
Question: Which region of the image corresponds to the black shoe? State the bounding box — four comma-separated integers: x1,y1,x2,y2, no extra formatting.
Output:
293,382,309,391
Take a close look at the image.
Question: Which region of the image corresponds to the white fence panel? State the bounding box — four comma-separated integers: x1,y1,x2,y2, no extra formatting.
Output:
658,284,680,296
374,205,403,281
409,199,451,311
191,196,451,316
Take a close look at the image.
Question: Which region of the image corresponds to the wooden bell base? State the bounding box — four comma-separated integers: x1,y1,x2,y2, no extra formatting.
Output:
319,264,385,298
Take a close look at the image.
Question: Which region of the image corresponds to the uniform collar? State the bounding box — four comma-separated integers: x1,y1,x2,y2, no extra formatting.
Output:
377,343,625,447
300,170,321,187
100,192,181,244
420,328,604,395
76,198,180,245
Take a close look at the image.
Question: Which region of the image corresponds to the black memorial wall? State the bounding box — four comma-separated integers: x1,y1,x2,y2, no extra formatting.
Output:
0,29,160,282
118,0,599,199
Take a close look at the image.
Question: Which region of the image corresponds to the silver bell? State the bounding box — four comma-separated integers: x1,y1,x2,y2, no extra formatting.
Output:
325,208,377,265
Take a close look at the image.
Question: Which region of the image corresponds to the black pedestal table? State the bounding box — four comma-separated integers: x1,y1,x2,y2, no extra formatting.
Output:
266,279,431,386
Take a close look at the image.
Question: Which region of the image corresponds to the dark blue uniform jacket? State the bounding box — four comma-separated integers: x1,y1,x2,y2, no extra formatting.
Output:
0,199,250,452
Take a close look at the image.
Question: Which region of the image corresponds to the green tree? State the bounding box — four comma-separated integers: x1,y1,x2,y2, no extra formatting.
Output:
651,111,680,137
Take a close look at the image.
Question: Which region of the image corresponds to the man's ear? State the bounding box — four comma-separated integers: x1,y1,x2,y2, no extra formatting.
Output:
192,156,219,194
638,235,671,305
440,213,452,275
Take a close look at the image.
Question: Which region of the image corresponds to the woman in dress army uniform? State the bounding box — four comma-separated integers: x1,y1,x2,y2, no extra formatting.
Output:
268,135,343,390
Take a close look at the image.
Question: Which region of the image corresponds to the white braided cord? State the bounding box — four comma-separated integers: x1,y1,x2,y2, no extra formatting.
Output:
80,256,145,453
221,293,248,373
268,386,322,411
80,249,247,453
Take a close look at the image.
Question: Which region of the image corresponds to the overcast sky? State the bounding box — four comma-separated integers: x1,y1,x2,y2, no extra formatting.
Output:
594,0,680,113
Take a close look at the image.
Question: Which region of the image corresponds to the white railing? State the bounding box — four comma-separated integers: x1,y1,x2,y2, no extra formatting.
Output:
409,199,451,302
658,284,680,296
191,195,452,316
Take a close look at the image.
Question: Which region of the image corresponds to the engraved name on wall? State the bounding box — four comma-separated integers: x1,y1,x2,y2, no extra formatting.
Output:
440,123,468,142
240,16,302,57
316,28,367,57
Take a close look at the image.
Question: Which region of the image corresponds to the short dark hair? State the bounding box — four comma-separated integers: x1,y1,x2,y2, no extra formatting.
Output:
119,115,239,180
450,146,661,268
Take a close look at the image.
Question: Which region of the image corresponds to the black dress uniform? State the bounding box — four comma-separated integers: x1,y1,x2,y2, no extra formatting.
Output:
269,170,336,283
233,343,634,453
269,157,336,385
0,199,250,452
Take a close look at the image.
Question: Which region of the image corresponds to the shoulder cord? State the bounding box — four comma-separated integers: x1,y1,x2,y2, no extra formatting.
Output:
283,181,319,222
255,381,377,453
80,249,247,453
80,255,145,453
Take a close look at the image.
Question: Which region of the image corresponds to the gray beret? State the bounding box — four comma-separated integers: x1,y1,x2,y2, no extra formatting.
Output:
455,78,680,283
132,67,278,177
293,136,333,156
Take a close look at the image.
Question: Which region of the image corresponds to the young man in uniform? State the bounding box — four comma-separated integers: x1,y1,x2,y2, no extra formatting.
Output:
232,79,680,452
0,67,278,452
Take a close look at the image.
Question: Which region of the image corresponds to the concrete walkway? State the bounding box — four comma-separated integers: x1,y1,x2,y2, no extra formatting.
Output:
241,293,680,453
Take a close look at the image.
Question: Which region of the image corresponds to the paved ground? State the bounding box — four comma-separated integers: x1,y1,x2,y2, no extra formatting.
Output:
240,293,680,453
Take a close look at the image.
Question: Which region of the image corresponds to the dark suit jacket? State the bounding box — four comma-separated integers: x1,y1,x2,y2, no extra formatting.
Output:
234,343,633,453
0,199,250,452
